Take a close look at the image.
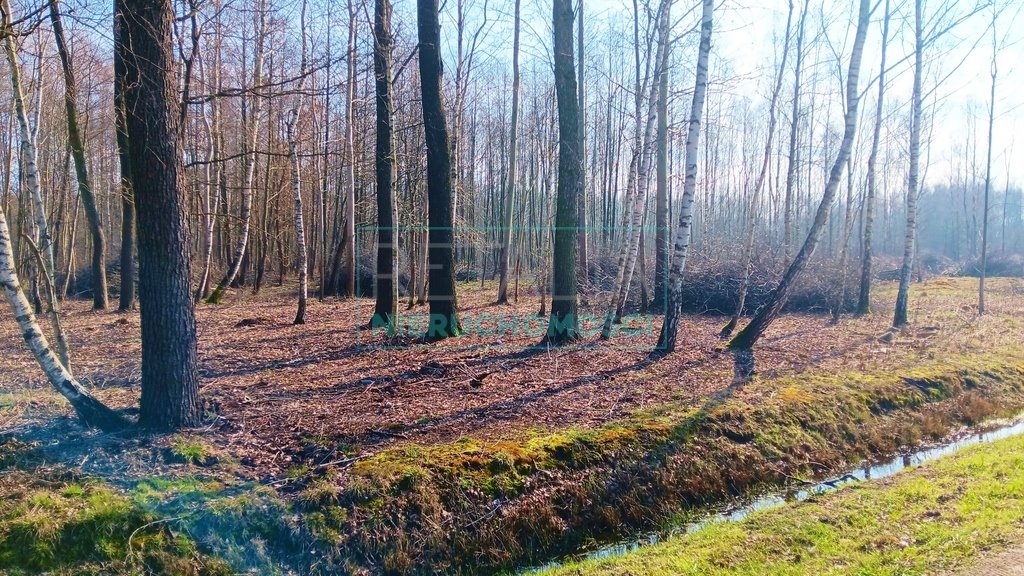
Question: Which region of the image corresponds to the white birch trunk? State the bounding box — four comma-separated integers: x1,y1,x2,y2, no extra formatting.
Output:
2,0,70,369
656,0,713,352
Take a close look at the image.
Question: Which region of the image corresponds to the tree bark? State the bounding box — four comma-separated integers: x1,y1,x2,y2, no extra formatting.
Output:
545,0,582,345
117,0,203,430
417,0,462,340
656,0,713,352
372,0,398,330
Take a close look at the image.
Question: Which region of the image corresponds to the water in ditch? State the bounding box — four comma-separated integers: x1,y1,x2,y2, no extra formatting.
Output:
524,416,1024,573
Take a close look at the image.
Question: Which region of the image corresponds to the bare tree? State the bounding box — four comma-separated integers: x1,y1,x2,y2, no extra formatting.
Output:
545,0,582,345
730,0,870,350
656,0,713,353
496,0,521,305
49,0,108,310
856,0,891,315
372,0,398,330
118,0,203,429
721,0,794,338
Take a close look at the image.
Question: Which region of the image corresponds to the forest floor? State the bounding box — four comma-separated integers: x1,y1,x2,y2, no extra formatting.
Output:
3,277,1022,477
1,276,1023,574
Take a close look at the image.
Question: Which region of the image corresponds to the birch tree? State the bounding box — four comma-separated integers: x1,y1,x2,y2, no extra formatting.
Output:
287,0,310,324
656,0,713,353
207,0,268,304
721,0,794,339
729,0,870,350
1,0,70,369
856,0,891,315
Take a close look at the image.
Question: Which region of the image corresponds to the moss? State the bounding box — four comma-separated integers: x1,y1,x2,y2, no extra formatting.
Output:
543,432,1024,576
323,349,1024,574
0,476,229,575
167,435,220,466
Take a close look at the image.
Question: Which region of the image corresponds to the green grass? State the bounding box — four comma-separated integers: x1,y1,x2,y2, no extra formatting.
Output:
542,432,1024,575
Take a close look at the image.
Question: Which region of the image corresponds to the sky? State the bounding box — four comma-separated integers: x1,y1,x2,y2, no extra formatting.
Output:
463,0,1024,189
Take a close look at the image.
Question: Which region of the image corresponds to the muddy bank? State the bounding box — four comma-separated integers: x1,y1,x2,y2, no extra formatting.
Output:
310,350,1024,574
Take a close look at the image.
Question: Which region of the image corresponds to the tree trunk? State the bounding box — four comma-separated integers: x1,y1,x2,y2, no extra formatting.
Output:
50,0,108,310
730,0,870,350
856,0,890,315
893,0,923,329
496,0,521,305
603,0,669,339
979,8,996,315
656,0,713,352
417,0,462,340
782,2,809,261
545,0,582,345
576,0,588,290
651,11,672,312
207,0,267,304
287,0,310,325
0,206,127,430
722,0,794,339
372,0,398,330
2,0,70,369
117,0,203,430
343,0,358,298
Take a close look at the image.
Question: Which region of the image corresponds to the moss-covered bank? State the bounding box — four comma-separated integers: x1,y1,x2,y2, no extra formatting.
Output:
542,425,1024,575
317,350,1024,574
3,350,1023,575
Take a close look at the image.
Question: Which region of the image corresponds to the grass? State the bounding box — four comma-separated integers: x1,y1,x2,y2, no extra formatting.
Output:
542,430,1024,575
313,347,1024,574
0,474,232,576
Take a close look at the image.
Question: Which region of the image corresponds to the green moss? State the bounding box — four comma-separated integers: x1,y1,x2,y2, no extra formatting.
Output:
0,476,229,575
543,432,1024,575
327,349,1024,574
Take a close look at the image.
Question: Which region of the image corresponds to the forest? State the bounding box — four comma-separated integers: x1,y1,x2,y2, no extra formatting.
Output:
0,0,1022,573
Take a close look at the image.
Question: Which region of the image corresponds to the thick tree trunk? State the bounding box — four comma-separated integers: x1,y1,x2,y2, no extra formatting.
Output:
656,0,713,352
496,0,521,305
372,0,398,329
50,0,108,310
117,0,203,430
856,0,890,315
730,0,870,350
545,0,582,345
417,0,462,340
